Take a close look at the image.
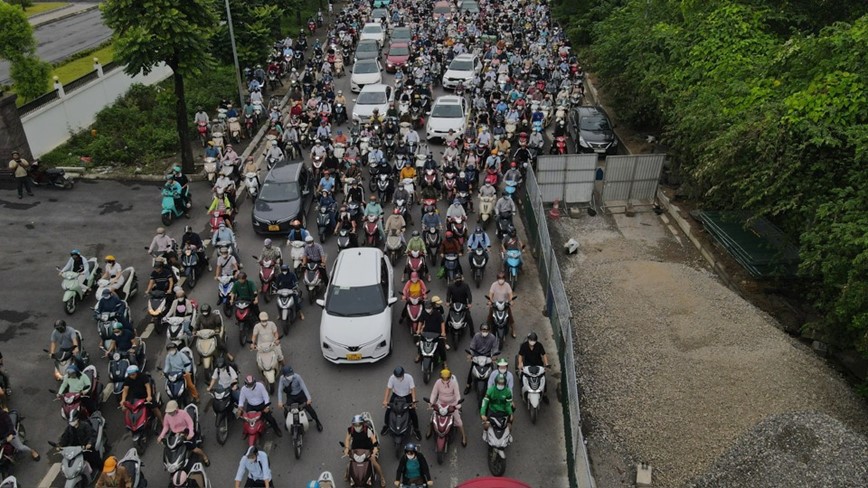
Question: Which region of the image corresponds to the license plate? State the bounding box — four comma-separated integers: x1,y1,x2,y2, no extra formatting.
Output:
346,353,362,361
268,225,280,231
594,148,606,154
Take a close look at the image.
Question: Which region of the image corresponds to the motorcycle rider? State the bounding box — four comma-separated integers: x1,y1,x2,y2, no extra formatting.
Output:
384,207,406,248
488,358,515,393
171,166,192,216
211,220,238,263
214,245,239,280
381,366,421,440
287,219,311,242
438,230,464,268
446,198,467,222
334,89,347,106
146,257,175,297
318,189,338,231
207,355,240,404
238,375,282,437
164,341,199,403
446,273,475,333
264,140,285,165
58,249,93,297
401,271,428,324
259,238,283,266
95,456,133,488
121,365,162,424
342,415,385,487
235,445,272,488
56,410,100,475
503,161,522,187
196,304,233,362
106,322,140,365
302,235,329,282
165,287,195,338
406,230,427,258
481,373,514,425
274,265,304,321
148,227,176,259
0,406,40,462
429,367,467,446
57,364,96,416
421,204,442,232
158,399,210,466
494,191,517,218
414,300,447,366
230,271,259,316
517,331,550,402
501,228,526,262
49,319,80,360
463,323,499,395
210,184,235,224
251,312,284,366
276,365,324,432
181,225,209,271
346,177,365,204
467,225,491,261
100,255,125,296
394,443,432,487
95,288,132,331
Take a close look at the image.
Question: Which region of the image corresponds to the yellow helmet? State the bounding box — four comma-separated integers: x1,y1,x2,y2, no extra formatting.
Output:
105,255,116,261
491,149,498,155
440,369,451,380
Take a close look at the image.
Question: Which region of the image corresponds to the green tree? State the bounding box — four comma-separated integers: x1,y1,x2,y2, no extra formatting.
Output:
102,0,218,173
213,0,285,70
0,2,50,99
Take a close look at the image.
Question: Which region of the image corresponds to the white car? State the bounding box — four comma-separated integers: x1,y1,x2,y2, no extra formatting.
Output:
359,22,386,46
351,59,383,93
442,53,481,89
318,248,398,364
426,95,467,141
352,84,394,123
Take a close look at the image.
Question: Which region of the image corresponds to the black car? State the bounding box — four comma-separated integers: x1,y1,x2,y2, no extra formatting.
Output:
569,106,618,155
252,160,312,235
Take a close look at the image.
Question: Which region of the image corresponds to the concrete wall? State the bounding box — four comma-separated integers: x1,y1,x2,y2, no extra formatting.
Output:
0,94,33,161
21,64,174,157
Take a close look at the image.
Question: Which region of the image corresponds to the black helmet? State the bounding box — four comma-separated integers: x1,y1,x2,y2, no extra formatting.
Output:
281,264,290,272
412,230,420,237
528,332,538,342
200,304,212,316
509,229,516,237
215,356,227,369
281,365,294,376
166,341,179,350
393,366,404,378
404,442,418,453
54,319,67,330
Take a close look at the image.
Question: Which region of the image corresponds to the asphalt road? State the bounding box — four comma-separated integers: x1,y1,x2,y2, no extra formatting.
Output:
0,6,112,86
0,53,569,488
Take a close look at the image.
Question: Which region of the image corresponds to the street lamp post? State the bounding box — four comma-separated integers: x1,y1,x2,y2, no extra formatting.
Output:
223,0,246,108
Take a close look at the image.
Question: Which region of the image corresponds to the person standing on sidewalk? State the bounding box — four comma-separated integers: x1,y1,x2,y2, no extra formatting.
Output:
8,151,33,199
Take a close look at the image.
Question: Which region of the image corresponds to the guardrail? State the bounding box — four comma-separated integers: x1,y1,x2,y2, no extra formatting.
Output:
522,168,595,488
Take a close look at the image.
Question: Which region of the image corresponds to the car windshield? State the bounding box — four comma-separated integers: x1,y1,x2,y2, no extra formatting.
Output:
362,25,383,34
355,61,380,74
258,181,300,202
392,28,411,40
358,41,378,53
358,91,387,104
431,103,463,118
389,45,409,56
434,5,451,14
581,115,611,131
325,284,386,316
371,10,387,19
450,59,473,71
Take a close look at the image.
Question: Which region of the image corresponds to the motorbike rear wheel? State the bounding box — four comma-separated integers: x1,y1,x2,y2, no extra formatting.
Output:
488,447,507,476
509,272,517,290
474,268,483,288
64,296,77,315
216,414,229,445
437,449,446,465
161,212,173,226
293,432,303,459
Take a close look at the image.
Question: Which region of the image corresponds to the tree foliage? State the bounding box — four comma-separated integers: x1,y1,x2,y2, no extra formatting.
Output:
102,0,218,172
0,2,50,99
558,0,868,354
213,0,285,70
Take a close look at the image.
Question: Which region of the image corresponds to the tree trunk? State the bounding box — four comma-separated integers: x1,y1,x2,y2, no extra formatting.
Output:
170,58,195,174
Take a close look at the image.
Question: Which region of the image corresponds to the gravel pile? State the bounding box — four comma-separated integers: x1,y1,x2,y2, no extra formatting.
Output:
551,214,868,487
688,412,868,488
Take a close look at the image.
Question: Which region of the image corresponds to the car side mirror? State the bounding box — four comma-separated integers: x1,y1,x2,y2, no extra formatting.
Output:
388,296,398,306
316,299,325,308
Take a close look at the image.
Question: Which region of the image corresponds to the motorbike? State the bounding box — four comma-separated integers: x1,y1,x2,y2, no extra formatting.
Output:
164,309,196,349
490,298,515,345
210,385,235,446
234,300,255,346
241,410,266,447
194,324,223,382
244,172,260,200
385,231,404,265
336,228,355,250
403,250,428,282
423,397,464,465
147,289,169,331
161,186,184,226
163,346,196,406
253,256,277,302
400,178,415,205
313,472,336,488
216,275,234,317
550,135,568,155
334,103,347,125
181,246,203,289
46,329,86,381
470,247,488,288
520,365,548,424
404,296,424,334
106,347,141,396
442,253,461,284
118,447,148,488
466,348,498,409
424,226,441,265
95,307,129,350
479,195,496,228
56,364,102,421
342,446,377,488
449,216,467,244
363,215,381,247
385,396,414,459
58,257,99,314
28,160,74,189
504,248,522,289
417,332,442,385
275,286,300,335
51,411,106,487
0,410,26,480
483,413,513,476
203,158,218,183
123,394,161,452
228,117,243,144
285,402,310,459
303,262,324,304
162,404,199,478
376,173,392,202
255,342,279,394
496,211,515,241
317,205,335,242
447,302,470,349
289,240,306,275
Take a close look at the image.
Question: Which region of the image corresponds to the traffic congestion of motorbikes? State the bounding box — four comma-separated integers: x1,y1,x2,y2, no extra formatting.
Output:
0,0,584,486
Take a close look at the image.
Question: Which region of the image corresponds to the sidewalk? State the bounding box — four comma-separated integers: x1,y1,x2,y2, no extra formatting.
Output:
29,1,99,27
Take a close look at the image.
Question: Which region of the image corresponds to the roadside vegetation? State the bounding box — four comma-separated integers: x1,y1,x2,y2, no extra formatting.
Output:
553,0,868,372
23,1,68,17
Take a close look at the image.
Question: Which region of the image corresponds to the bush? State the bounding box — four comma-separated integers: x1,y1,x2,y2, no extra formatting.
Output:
7,0,33,8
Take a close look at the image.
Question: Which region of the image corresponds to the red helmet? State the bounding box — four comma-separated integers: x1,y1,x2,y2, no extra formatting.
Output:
445,231,454,238
393,208,401,214
510,161,517,168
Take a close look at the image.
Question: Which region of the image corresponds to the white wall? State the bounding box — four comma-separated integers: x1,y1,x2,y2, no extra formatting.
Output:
22,63,173,157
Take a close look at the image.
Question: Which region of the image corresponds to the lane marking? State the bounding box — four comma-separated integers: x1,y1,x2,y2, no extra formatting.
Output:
102,382,114,403
140,323,154,340
37,462,61,488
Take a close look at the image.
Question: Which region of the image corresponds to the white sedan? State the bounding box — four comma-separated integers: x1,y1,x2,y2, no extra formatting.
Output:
359,22,386,46
351,59,383,93
352,84,394,123
426,95,467,141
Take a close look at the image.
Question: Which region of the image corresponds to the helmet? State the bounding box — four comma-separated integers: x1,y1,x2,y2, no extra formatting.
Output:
445,231,453,238
393,208,401,215
105,255,116,261
112,322,124,330
103,456,118,473
305,235,314,243
351,414,364,425
338,90,343,95
424,299,433,309
126,365,140,375
264,238,272,246
510,161,517,168
480,323,490,332
259,311,269,321
440,368,451,380
528,331,538,341
244,375,255,386
66,364,80,375
200,304,212,317
54,319,67,330
491,149,498,155
291,219,301,227
475,226,483,234
412,230,420,237
404,442,418,453
173,165,182,173
156,227,166,235
509,229,516,237
166,341,179,350
393,366,405,378
165,400,179,413
495,373,506,385
453,199,461,205
281,264,290,272
70,249,81,255
215,356,227,369
307,482,321,488
68,410,81,425
496,358,508,367
281,365,294,377
184,225,193,233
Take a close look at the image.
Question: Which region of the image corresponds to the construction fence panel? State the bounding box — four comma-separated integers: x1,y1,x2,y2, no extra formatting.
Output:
601,154,666,204
536,154,598,204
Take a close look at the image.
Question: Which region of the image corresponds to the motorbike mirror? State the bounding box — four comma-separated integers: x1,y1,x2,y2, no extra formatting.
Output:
48,388,57,394
387,296,398,306
457,398,465,404
338,441,346,448
315,299,325,308
422,397,431,403
252,256,259,260
48,441,58,448
464,348,473,355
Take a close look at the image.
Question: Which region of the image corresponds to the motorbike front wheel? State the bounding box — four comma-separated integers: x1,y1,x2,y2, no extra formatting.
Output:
529,404,538,424
488,447,507,476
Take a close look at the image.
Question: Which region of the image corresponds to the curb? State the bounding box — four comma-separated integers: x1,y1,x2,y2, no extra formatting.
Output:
31,4,100,27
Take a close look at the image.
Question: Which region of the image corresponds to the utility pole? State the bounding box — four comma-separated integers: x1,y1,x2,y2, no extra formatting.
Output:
224,0,246,107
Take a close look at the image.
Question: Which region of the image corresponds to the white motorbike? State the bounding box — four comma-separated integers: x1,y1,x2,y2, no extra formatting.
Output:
520,365,548,424
400,178,415,204
284,402,310,459
117,447,148,487
478,195,496,228
58,257,99,314
244,172,260,200
289,240,306,274
94,267,138,303
483,413,513,476
195,324,223,382
51,411,107,487
256,342,280,394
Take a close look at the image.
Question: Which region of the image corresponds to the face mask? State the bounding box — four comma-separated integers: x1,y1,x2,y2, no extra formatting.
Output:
107,472,115,477
425,308,433,313
528,340,537,347
497,279,505,285
406,453,416,459
481,331,489,337
498,367,507,375
353,425,363,433
496,384,505,391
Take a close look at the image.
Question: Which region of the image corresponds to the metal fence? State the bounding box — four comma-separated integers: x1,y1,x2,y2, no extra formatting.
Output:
536,154,598,204
601,154,666,211
523,168,595,488
63,70,101,93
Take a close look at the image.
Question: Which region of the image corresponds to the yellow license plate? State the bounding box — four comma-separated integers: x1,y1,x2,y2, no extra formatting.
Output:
268,225,280,231
346,353,363,361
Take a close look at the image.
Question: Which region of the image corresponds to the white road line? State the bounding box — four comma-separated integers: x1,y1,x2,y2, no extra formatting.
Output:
140,323,154,340
450,442,459,487
37,462,61,488
102,382,114,403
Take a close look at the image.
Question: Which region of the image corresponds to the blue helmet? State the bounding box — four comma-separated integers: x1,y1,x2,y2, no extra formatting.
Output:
126,365,140,375
307,482,320,488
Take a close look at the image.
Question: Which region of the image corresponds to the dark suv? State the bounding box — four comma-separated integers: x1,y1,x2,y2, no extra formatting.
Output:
252,160,311,234
569,106,618,155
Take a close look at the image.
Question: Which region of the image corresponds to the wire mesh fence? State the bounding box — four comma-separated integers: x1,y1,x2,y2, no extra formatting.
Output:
522,168,594,488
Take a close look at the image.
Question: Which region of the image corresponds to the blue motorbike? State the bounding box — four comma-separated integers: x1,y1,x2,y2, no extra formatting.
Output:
160,187,184,226
504,249,522,290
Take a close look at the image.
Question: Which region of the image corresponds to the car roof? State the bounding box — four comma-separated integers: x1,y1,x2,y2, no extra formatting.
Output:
359,83,389,94
453,53,476,61
264,160,303,182
576,105,604,117
388,41,409,48
362,22,383,29
434,1,450,6
433,95,464,106
332,248,384,287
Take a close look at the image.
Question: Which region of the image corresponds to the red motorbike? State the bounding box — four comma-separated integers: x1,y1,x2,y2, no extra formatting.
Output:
234,300,255,347
241,410,266,447
484,167,499,186
424,398,464,465
255,257,277,303
123,399,159,451
551,135,568,155
404,296,424,334
449,217,468,246
197,121,209,147
209,210,231,233
307,20,316,34
363,215,381,247
403,250,429,281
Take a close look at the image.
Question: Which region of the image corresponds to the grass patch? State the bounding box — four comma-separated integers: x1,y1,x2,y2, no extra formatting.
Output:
52,44,115,86
23,2,69,17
